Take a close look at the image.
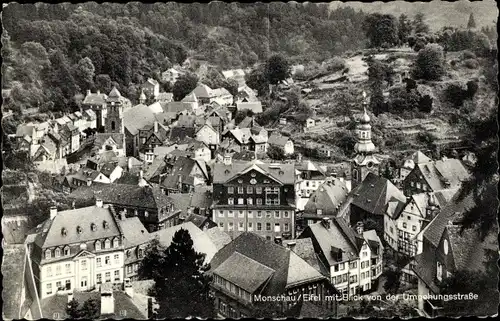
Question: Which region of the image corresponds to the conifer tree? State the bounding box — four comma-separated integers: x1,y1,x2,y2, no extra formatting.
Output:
467,13,477,29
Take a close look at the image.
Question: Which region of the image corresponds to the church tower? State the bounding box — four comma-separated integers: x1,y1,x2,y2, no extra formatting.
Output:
351,91,380,188
105,87,125,134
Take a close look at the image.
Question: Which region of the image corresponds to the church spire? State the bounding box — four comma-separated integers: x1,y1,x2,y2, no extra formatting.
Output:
354,91,375,154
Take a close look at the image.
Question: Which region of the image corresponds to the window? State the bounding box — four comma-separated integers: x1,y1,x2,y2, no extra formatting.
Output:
238,187,244,194
81,276,88,287
105,256,110,265
257,223,262,231
64,246,70,256
247,187,253,194
97,258,102,267
219,222,224,228
46,266,53,277
114,270,120,281
390,226,394,234
437,262,443,281
412,225,417,232
266,211,272,218
256,187,262,194
228,198,234,205
361,261,365,269
407,216,411,220
228,211,234,218
317,209,323,215
238,222,244,231
46,283,52,295
56,281,62,289
248,222,253,231
81,260,87,271
45,249,52,259
105,272,111,283
284,211,290,218
114,254,120,264
65,263,71,274
55,248,61,257
56,265,62,275
120,310,127,317
91,223,97,232
65,280,71,290
274,223,281,232
218,211,224,218
53,313,60,320
228,222,234,231
275,211,280,219
350,262,357,269
257,211,262,218
228,187,234,194
403,223,407,229
284,223,289,232
248,211,253,218
238,198,244,205
105,239,111,249
138,249,144,258
97,273,102,284
247,198,253,205
238,211,244,218
257,198,262,205
339,263,345,271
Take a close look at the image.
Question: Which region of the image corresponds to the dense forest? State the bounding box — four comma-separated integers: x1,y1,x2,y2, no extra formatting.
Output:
1,2,367,118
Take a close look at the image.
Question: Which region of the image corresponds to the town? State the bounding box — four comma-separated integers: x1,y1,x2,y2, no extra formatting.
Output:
2,2,498,320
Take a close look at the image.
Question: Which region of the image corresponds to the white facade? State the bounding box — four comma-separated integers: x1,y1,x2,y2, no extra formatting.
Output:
192,147,212,163
196,125,220,146
283,140,294,155
295,179,326,211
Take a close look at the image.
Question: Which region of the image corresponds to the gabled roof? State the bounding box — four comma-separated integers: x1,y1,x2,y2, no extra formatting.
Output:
169,126,196,142
413,150,432,164
94,133,124,149
213,161,295,185
222,69,245,79
237,116,259,129
413,158,470,191
108,87,121,98
205,228,232,251
304,179,349,216
190,84,213,98
211,87,232,98
34,205,121,249
117,217,151,248
181,92,198,103
268,132,291,147
123,104,156,136
282,238,325,275
99,162,119,178
82,91,107,105
209,232,325,296
16,125,35,137
163,102,195,114
145,78,159,86
351,172,406,216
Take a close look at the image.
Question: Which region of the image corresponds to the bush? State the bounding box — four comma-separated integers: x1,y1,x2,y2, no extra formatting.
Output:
325,57,346,73
466,80,479,98
445,83,467,107
464,58,479,69
462,50,476,59
413,44,445,81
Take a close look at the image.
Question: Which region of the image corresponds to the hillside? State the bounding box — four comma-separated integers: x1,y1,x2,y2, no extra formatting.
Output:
329,0,498,31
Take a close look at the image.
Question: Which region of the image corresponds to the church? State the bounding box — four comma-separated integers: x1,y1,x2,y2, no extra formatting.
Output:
92,87,127,157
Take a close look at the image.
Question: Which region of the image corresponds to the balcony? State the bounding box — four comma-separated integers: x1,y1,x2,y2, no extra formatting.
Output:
423,299,444,318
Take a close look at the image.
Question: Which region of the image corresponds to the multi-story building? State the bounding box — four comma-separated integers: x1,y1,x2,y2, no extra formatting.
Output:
82,89,108,130
402,155,469,196
117,216,152,281
26,201,125,300
209,232,337,318
212,157,296,241
295,160,328,211
299,218,383,297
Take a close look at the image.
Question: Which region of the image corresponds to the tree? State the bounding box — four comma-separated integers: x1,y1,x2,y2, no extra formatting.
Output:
245,67,269,97
398,14,413,45
149,229,213,318
267,145,285,160
363,13,399,48
137,237,166,280
80,298,100,319
265,54,290,85
172,73,198,101
370,85,385,116
223,78,239,103
73,57,95,92
413,12,430,34
412,44,445,80
66,298,81,319
95,74,112,93
467,13,477,29
383,268,402,294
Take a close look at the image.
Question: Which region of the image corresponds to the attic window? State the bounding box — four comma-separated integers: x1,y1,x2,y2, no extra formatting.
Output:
76,226,83,234
238,179,243,184
61,228,67,237
279,170,284,175
251,173,256,177
91,223,97,232
224,169,230,174
103,221,109,229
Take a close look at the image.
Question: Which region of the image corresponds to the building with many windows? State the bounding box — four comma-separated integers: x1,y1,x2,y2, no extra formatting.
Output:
209,232,337,318
299,218,383,297
212,157,296,241
26,202,125,300
294,160,328,211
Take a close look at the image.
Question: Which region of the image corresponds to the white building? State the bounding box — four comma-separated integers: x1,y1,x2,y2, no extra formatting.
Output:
294,161,327,211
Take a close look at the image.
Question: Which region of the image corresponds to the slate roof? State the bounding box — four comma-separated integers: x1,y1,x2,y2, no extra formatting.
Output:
69,184,173,213
181,92,198,103
268,132,291,147
157,92,173,102
33,205,120,249
237,116,259,129
351,172,406,216
212,87,232,97
303,179,349,216
190,84,213,98
209,232,325,296
83,92,107,105
213,161,295,185
419,158,470,191
236,102,263,114
100,162,119,178
94,133,124,149
123,104,156,135
163,102,194,114
177,114,197,127
16,125,35,137
117,217,151,249
114,172,141,185
205,228,232,251
38,291,146,319
282,238,325,275
169,126,196,142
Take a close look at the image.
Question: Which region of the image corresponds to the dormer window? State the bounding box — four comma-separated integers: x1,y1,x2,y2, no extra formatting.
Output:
126,250,131,258
96,240,101,251
91,223,97,232
55,248,61,257
61,228,67,237
317,209,323,215
45,249,52,259
138,248,144,258
64,246,70,256
103,221,109,229
76,226,83,234
113,238,119,248
105,239,111,249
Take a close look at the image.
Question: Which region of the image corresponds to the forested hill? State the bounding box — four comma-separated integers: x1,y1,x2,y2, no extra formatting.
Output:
1,2,367,117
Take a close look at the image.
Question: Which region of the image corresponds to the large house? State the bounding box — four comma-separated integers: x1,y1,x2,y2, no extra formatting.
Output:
222,127,268,154
209,232,337,318
117,217,152,281
82,90,108,129
160,156,210,194
294,160,328,211
299,218,383,297
412,193,498,317
212,157,296,241
268,132,294,155
162,68,183,84
142,78,160,100
25,203,125,300
402,155,469,196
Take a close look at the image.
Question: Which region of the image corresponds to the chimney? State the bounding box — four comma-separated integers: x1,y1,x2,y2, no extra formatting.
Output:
96,199,103,208
67,292,74,304
286,241,296,250
100,283,115,315
356,221,364,234
322,217,331,229
86,89,91,96
154,121,158,133
50,206,58,220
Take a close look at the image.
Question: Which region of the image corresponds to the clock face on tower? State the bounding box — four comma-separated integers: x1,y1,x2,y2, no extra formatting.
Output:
367,161,373,168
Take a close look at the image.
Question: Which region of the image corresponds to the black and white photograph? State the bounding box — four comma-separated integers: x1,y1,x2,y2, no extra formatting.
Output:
1,0,498,319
